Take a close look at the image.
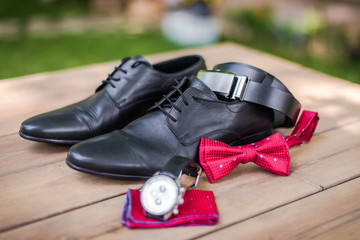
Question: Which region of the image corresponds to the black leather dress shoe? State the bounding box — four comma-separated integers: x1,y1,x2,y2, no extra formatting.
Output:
19,55,206,144
66,62,301,179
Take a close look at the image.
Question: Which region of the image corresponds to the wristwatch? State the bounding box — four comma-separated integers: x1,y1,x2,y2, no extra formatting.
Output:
140,156,202,221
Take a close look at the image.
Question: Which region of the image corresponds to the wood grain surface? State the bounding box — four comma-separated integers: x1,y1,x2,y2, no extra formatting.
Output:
0,43,359,240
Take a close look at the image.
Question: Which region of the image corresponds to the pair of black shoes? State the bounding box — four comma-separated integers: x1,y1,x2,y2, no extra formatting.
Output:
20,55,301,179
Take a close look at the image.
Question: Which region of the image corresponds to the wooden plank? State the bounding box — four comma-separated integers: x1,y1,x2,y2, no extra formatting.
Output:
287,121,360,189
0,134,68,176
196,177,360,240
292,144,360,189
0,65,103,136
289,121,360,172
0,43,359,239
2,121,359,239
0,196,127,240
0,161,142,232
1,43,360,136
78,122,360,240
0,172,318,239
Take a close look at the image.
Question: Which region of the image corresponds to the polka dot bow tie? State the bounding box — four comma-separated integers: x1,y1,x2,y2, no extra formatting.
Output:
199,110,319,183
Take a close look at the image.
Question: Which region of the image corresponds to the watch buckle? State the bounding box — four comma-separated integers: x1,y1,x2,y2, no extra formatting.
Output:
192,174,200,187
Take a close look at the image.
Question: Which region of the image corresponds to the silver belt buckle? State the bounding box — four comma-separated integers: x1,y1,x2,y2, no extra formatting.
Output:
197,70,248,100
231,75,248,100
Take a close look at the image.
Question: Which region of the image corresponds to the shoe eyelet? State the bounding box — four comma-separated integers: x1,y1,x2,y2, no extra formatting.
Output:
131,62,140,68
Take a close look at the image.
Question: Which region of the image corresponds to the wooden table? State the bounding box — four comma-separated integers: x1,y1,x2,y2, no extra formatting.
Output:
1,43,359,240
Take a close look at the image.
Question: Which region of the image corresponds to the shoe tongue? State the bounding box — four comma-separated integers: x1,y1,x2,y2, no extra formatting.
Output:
133,55,152,67
111,56,152,79
183,75,218,100
118,55,152,70
96,56,153,92
155,75,217,112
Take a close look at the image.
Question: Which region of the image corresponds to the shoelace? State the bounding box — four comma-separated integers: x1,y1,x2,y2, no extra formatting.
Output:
102,57,143,88
154,77,196,122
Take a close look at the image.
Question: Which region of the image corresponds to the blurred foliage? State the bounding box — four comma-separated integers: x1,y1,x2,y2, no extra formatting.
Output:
0,0,90,19
0,0,184,80
225,7,360,84
0,0,90,36
0,30,182,79
1,1,359,83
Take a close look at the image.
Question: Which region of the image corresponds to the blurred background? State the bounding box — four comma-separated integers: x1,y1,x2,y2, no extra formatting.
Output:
0,0,359,83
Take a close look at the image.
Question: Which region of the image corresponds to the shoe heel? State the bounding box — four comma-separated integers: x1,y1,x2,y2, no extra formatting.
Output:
230,129,274,146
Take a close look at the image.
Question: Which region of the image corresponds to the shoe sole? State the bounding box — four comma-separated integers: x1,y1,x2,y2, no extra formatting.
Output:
66,158,151,180
19,131,81,145
65,129,273,180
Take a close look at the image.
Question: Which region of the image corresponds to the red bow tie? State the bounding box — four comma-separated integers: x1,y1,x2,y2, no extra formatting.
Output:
199,111,319,183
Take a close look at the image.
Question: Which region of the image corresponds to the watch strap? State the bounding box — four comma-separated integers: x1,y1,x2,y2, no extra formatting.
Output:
145,212,167,221
161,156,201,189
161,156,191,179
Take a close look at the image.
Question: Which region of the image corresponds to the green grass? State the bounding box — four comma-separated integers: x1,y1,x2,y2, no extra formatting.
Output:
0,30,183,80
2,29,359,84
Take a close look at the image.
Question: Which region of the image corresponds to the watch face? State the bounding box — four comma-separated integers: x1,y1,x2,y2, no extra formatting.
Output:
140,174,179,216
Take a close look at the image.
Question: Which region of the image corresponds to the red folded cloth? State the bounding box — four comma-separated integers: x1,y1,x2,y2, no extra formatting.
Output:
121,189,219,228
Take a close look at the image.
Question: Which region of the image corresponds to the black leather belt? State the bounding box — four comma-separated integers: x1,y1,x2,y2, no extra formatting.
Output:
197,62,301,128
